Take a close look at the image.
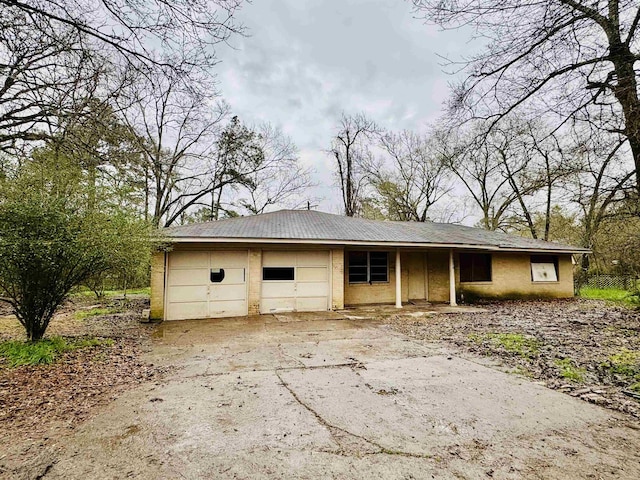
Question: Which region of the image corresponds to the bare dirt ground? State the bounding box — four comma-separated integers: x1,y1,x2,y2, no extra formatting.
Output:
0,297,165,478
387,299,640,418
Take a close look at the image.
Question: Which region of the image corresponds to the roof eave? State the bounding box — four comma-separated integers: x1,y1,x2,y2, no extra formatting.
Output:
165,236,590,254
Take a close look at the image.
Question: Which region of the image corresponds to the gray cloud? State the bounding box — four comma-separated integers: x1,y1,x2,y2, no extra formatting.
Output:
216,0,471,211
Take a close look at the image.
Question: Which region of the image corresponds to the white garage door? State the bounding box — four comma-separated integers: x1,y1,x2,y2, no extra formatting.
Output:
166,250,247,320
260,250,330,314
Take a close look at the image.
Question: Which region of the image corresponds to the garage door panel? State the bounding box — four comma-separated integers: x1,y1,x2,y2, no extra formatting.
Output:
261,297,296,313
211,267,245,284
297,267,327,282
167,302,208,321
296,297,328,312
261,282,295,298
296,251,329,266
167,250,247,320
296,281,328,297
210,284,246,301
260,250,329,314
210,251,247,267
168,268,209,286
170,251,209,268
208,300,246,317
262,251,295,267
167,285,208,303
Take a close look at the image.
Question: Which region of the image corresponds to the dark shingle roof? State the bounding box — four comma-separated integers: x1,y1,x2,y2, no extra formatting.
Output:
164,210,587,253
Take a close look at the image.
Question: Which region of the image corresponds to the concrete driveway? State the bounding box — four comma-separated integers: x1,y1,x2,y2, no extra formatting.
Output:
41,311,640,479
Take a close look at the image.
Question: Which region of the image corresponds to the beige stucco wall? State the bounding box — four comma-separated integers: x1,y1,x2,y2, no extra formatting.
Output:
150,251,166,320
457,252,574,299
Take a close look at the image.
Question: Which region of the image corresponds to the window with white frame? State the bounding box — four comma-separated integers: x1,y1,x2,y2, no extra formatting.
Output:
530,255,559,282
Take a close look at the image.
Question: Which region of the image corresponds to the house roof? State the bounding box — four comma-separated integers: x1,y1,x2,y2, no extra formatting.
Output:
164,210,588,253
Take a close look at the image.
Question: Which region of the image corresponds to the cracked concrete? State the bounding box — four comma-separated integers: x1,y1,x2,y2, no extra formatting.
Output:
22,313,640,480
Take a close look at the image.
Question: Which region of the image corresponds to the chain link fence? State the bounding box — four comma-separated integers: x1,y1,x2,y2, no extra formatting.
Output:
576,273,639,292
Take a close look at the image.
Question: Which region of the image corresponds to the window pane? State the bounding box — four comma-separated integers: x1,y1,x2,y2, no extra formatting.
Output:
460,253,473,282
369,252,388,266
472,254,492,282
263,267,294,281
369,252,388,282
460,253,491,282
348,252,368,283
349,251,367,266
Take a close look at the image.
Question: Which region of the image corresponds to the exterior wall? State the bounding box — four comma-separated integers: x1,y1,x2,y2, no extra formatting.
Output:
150,251,166,320
154,243,575,319
428,250,450,302
344,250,413,306
457,252,574,300
331,248,345,309
344,250,397,305
247,248,262,315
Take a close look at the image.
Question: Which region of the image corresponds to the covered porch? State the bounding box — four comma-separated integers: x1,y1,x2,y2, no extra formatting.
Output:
343,248,459,308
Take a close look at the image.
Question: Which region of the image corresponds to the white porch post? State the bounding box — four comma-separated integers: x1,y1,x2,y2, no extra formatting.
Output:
449,249,457,306
395,249,402,308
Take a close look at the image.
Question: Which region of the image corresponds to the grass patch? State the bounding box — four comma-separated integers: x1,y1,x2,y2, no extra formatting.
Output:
579,287,640,307
74,306,124,320
555,358,586,382
602,349,640,378
469,332,540,358
0,336,113,367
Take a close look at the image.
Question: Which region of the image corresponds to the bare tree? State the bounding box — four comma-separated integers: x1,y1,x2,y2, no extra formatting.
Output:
330,113,379,217
0,7,104,153
567,128,635,270
234,123,315,215
1,0,243,73
491,120,576,240
437,126,522,231
0,0,243,152
412,1,640,195
369,130,450,221
122,76,232,227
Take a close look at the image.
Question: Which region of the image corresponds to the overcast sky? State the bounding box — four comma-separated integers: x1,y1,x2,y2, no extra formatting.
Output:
216,0,473,214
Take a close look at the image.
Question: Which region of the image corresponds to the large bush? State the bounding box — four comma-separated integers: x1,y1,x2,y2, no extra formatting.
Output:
0,198,115,340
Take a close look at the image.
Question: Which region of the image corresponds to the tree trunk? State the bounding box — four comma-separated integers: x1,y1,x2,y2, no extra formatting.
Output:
609,40,640,198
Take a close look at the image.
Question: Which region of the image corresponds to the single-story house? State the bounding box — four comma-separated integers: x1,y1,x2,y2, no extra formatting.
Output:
150,210,588,321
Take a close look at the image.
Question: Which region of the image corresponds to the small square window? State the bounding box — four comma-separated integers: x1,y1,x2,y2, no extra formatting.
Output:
531,255,558,282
